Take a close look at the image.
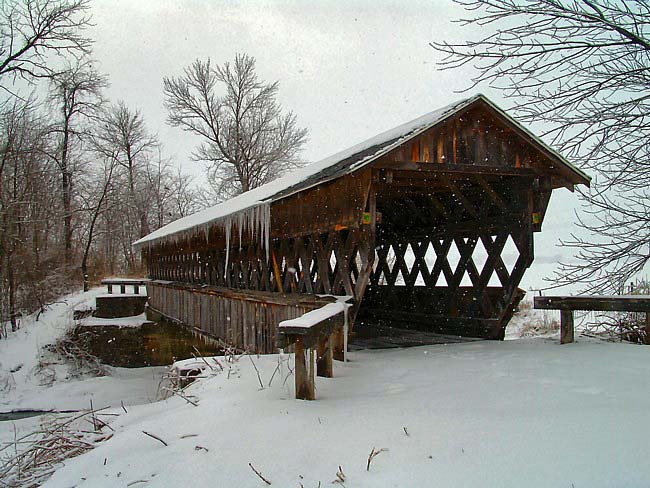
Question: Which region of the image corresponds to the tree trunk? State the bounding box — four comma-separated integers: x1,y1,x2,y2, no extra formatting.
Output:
61,118,72,265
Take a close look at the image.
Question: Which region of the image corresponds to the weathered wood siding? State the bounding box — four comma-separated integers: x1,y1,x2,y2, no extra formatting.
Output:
147,280,335,353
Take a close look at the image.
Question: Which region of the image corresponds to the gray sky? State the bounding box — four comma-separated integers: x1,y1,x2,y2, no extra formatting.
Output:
88,0,583,292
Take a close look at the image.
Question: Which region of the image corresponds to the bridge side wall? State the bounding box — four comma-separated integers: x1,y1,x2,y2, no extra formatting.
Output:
146,281,332,354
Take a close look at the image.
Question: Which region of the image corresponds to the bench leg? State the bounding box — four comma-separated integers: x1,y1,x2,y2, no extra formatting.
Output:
560,310,574,344
332,327,345,362
294,338,314,400
317,334,334,378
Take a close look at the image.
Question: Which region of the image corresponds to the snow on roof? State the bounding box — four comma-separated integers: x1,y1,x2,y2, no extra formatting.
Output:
133,94,587,250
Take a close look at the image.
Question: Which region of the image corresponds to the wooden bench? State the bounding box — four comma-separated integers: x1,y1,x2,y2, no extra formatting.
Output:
101,278,149,295
277,302,349,400
534,295,650,344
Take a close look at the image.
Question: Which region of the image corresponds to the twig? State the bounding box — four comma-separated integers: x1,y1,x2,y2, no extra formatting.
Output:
127,480,149,486
90,399,97,432
142,431,168,447
268,357,282,387
366,447,388,471
163,387,199,407
248,355,264,389
192,346,215,371
333,465,346,485
121,400,128,414
403,426,409,437
249,462,272,485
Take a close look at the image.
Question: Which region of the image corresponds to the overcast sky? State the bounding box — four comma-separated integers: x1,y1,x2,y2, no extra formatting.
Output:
86,0,582,292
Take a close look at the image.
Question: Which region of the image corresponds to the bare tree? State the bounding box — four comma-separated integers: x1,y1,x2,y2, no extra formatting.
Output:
78,150,117,291
432,0,650,293
94,101,157,239
163,54,308,200
48,61,106,264
0,0,92,88
0,99,53,331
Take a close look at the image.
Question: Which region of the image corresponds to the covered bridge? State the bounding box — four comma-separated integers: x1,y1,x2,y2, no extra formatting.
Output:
133,94,589,355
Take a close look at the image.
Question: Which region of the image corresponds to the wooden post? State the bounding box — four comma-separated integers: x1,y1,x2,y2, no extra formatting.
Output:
332,327,345,361
107,284,113,294
134,284,140,295
309,348,315,399
560,310,574,344
120,283,126,294
294,338,314,400
317,334,334,378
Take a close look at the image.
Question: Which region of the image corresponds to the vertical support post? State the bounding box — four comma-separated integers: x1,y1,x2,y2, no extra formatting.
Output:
134,284,140,295
560,310,574,344
294,338,314,400
317,334,334,378
309,348,315,399
332,327,345,361
107,284,113,294
120,283,126,294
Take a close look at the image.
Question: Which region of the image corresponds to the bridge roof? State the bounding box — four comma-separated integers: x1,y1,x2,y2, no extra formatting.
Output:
133,94,589,250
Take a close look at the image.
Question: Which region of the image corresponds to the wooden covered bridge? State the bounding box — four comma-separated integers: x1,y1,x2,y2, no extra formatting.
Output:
134,94,589,359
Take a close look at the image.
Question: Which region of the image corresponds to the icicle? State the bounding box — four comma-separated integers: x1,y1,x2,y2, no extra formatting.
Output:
224,216,231,274
238,211,244,251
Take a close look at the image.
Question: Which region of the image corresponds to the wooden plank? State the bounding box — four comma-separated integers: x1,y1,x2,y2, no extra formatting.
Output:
534,296,650,312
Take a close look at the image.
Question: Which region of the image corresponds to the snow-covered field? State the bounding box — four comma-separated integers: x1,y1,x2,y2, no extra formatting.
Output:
3,292,650,487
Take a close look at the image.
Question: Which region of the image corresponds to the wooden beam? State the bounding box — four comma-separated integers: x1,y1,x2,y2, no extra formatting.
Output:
374,160,537,177
534,295,650,312
445,180,478,218
476,176,508,210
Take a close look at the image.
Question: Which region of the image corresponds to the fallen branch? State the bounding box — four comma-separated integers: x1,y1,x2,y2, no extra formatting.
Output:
142,431,168,447
249,462,272,485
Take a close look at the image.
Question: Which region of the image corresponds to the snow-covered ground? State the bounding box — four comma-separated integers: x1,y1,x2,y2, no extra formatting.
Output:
42,339,650,487
3,292,650,487
0,289,165,413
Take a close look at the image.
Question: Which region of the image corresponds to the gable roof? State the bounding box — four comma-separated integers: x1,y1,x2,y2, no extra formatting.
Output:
133,94,589,250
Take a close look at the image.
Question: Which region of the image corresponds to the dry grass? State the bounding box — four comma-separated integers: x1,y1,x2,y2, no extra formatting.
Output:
519,312,559,338
0,408,115,487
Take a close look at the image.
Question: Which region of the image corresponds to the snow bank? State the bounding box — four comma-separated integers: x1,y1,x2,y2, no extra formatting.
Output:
78,313,152,328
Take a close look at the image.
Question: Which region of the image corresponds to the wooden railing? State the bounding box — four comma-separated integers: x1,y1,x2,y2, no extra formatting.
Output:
277,302,349,400
534,295,650,344
101,278,149,295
